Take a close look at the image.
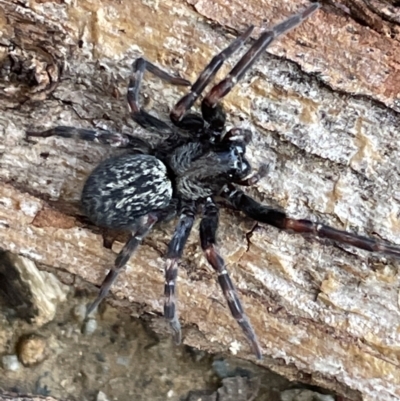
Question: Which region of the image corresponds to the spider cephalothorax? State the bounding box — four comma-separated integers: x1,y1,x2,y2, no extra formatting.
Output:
28,2,400,358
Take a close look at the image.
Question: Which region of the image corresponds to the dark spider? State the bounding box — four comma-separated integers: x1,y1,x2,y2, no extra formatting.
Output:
27,2,400,359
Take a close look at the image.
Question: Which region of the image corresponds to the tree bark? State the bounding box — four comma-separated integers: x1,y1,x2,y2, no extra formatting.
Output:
1,0,400,399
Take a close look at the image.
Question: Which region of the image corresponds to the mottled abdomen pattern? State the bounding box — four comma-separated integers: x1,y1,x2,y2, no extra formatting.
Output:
82,154,173,228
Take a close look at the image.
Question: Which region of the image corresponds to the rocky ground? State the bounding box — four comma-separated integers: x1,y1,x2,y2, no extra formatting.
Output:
0,251,336,401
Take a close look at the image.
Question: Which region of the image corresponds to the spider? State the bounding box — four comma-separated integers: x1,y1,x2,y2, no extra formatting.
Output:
27,2,400,359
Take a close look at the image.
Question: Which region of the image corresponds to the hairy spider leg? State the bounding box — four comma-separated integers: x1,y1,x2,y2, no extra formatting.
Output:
169,26,254,131
163,201,197,343
86,213,159,317
234,163,269,187
27,126,151,152
200,197,262,359
202,3,320,129
222,185,400,258
127,58,191,133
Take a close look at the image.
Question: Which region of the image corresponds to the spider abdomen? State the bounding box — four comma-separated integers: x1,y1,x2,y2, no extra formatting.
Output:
81,154,173,229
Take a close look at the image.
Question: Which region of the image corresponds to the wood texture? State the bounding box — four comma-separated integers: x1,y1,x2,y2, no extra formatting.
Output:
1,0,400,399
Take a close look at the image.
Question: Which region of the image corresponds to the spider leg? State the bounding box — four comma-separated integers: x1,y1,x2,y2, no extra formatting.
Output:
200,197,262,359
202,3,320,130
169,26,254,131
163,201,196,343
27,126,151,152
128,57,191,133
234,164,269,187
86,213,158,317
222,185,400,258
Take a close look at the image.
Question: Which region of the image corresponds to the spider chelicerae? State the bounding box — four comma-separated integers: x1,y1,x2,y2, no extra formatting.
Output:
27,2,400,359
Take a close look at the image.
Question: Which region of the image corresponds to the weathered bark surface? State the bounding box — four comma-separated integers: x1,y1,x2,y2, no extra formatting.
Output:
1,0,400,399
0,394,62,401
